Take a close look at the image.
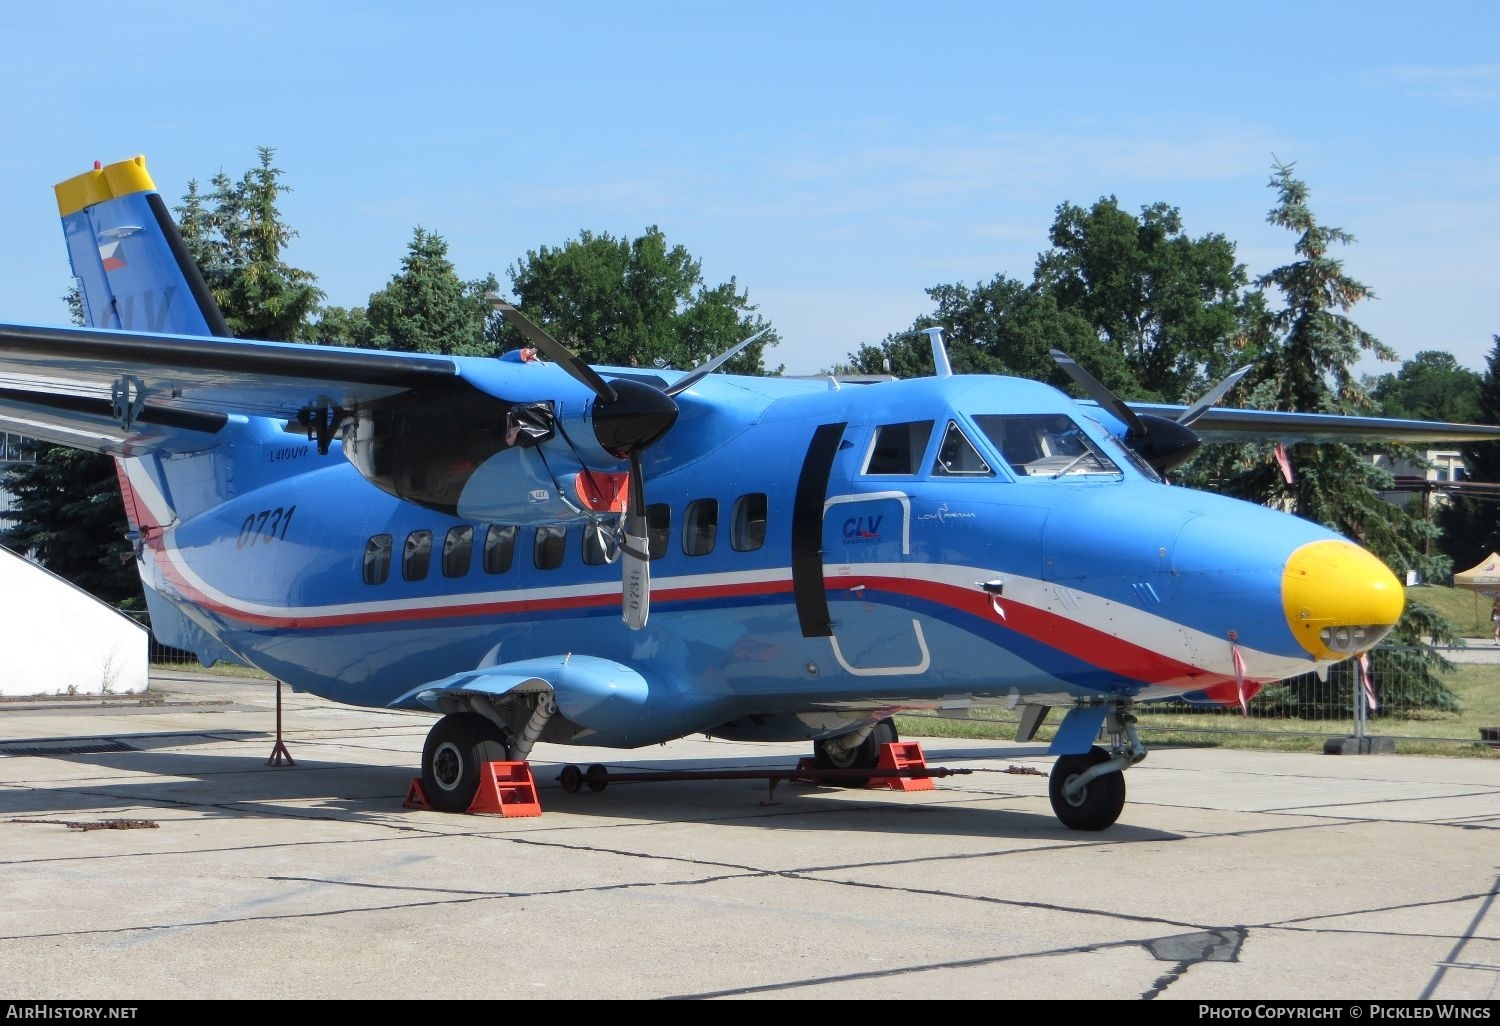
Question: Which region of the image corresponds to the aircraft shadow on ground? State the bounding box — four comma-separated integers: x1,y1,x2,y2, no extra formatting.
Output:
0,740,1184,842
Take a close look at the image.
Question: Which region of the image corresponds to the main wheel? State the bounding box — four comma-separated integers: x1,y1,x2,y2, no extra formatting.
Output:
1048,745,1125,831
421,713,512,813
812,718,898,787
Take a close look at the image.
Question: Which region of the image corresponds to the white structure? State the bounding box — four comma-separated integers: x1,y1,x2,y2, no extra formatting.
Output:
0,544,148,697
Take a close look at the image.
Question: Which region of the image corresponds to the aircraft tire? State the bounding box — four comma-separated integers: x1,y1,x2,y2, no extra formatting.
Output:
812,717,898,787
421,713,512,814
1048,746,1125,831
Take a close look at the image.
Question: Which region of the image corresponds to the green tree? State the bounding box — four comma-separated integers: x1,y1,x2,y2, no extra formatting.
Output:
175,146,323,340
1366,351,1482,423
1032,197,1250,402
306,304,373,348
1437,336,1500,569
1189,160,1457,713
505,226,778,373
839,277,1105,388
364,227,497,355
843,199,1252,400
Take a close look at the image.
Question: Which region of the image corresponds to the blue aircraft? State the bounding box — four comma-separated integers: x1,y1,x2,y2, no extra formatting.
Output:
2,155,1495,830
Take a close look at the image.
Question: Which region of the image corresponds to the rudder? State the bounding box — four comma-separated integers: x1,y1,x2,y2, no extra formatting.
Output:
55,156,229,338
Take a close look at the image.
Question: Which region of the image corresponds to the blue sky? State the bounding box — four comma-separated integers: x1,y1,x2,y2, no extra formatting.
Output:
0,1,1494,381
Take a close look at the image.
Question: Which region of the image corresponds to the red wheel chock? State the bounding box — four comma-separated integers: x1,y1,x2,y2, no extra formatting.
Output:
866,741,935,791
792,742,938,790
467,761,542,816
403,762,543,816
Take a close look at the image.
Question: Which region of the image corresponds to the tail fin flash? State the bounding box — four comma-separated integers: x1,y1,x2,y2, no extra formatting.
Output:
55,156,230,337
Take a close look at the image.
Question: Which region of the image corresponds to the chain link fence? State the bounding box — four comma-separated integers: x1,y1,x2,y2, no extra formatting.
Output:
1130,647,1498,753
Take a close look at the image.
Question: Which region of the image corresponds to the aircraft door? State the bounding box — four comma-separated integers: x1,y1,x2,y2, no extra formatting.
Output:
820,491,930,675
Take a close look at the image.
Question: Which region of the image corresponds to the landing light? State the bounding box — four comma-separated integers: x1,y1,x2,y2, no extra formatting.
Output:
1318,624,1392,655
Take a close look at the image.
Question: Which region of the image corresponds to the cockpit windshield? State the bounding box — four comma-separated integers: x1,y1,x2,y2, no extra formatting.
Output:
972,414,1123,479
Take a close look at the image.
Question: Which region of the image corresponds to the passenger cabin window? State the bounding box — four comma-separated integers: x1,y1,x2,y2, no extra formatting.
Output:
534,525,567,569
731,493,767,551
582,522,614,566
932,422,993,476
973,414,1121,478
364,534,392,585
442,526,474,578
682,499,718,556
402,530,433,581
483,525,516,573
865,420,934,475
647,504,671,560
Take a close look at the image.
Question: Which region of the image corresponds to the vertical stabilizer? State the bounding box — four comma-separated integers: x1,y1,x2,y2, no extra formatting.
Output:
54,156,230,337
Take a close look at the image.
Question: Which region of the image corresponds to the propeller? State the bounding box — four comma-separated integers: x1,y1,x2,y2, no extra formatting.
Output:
487,295,768,629
1050,349,1251,477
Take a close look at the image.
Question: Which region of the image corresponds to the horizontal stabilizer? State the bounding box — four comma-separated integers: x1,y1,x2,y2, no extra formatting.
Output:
0,321,461,424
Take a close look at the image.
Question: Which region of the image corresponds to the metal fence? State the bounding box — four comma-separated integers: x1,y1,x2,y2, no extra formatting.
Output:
1130,647,1495,753
905,646,1499,754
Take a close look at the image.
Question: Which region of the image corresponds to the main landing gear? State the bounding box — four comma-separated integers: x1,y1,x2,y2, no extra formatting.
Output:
420,695,556,813
1047,704,1145,831
421,713,512,813
811,717,898,787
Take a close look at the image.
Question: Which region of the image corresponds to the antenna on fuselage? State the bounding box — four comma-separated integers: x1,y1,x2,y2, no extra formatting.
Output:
922,327,952,378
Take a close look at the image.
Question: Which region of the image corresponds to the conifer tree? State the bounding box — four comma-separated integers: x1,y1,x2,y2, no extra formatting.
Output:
364,227,496,356
176,146,323,340
1189,161,1458,712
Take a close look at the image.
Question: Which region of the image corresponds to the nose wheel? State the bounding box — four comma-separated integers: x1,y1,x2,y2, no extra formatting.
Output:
1048,745,1126,831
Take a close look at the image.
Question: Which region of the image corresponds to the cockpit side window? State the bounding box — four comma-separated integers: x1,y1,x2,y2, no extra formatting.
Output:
864,420,934,475
973,414,1121,478
931,421,993,477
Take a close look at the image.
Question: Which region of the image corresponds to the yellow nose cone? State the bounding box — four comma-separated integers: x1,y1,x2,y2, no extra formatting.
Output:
1283,540,1405,660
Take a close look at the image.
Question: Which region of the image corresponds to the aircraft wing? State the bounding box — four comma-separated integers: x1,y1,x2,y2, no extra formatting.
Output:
1119,403,1500,446
0,321,465,454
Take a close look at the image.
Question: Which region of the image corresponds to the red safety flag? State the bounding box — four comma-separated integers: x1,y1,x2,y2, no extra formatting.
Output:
1274,442,1295,484
1231,644,1250,717
1359,653,1378,712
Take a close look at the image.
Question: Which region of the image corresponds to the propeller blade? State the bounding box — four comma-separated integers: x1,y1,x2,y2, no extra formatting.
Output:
1177,364,1252,428
1050,349,1146,437
620,450,651,630
487,294,618,404
665,327,772,397
1048,354,1256,479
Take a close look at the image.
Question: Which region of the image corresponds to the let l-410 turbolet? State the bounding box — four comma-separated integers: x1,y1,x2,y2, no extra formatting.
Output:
0,155,1484,830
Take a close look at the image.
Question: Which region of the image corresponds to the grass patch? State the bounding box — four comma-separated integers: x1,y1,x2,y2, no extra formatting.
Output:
149,660,272,680
1410,583,1495,638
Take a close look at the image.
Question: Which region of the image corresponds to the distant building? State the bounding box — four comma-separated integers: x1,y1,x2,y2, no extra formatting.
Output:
1373,449,1469,511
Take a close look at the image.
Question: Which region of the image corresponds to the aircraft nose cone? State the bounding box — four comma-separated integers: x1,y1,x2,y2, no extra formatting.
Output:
1282,539,1405,660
